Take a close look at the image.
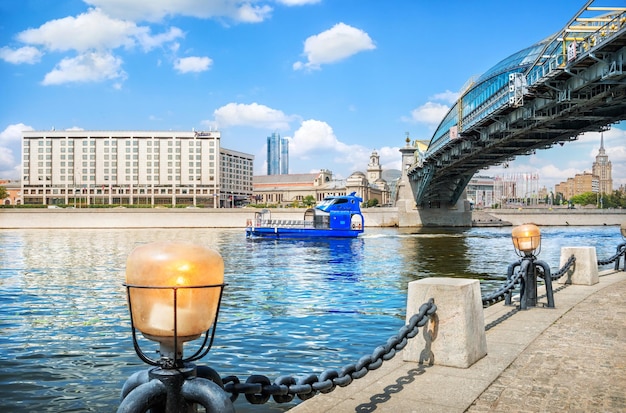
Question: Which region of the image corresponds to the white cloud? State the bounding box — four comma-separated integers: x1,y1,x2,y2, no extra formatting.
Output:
430,90,459,104
0,46,43,64
404,102,449,126
9,8,184,85
0,146,22,181
288,120,374,176
174,56,213,73
0,123,33,180
234,3,273,23
0,147,15,172
207,105,390,178
401,90,457,130
377,146,402,172
17,9,140,53
42,52,127,85
293,23,375,71
278,0,321,5
15,8,184,53
484,125,626,190
135,27,185,52
0,123,31,145
211,102,295,130
83,0,272,23
289,119,345,157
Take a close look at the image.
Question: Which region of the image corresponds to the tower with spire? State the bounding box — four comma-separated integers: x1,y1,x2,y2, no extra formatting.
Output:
367,150,382,182
592,133,613,195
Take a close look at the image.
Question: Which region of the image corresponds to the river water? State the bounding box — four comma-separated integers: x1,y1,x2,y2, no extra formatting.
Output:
0,226,622,412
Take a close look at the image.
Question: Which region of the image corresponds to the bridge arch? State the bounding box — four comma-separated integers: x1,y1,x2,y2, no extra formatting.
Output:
407,1,626,212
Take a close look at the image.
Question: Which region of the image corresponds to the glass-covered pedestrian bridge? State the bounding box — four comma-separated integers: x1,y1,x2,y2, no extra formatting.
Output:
409,0,626,207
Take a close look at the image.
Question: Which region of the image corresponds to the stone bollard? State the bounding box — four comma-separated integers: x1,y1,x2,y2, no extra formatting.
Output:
558,246,599,285
403,278,487,368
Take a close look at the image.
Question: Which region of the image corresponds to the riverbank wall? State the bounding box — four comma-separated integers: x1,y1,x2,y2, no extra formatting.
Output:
0,208,399,229
0,207,623,229
482,208,626,226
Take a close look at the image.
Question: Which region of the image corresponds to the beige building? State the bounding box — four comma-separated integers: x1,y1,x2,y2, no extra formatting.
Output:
0,180,21,205
252,151,391,207
555,172,599,199
591,133,613,195
253,170,338,205
554,134,613,200
21,130,253,207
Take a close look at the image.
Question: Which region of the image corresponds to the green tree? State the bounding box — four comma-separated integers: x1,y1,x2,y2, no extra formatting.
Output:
602,190,626,209
365,198,379,208
303,195,316,207
0,186,7,200
569,191,599,206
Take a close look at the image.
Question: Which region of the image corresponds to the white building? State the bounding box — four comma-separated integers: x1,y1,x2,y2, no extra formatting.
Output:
21,130,253,207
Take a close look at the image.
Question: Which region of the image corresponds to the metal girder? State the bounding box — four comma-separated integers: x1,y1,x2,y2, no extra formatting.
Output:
449,174,474,205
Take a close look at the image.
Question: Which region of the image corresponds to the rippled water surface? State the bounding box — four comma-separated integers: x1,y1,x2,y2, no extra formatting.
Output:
0,226,621,412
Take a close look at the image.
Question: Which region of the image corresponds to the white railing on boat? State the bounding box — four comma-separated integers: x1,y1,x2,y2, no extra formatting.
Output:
256,219,315,228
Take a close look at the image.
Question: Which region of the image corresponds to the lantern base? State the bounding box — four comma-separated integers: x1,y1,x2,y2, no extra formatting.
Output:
142,334,202,368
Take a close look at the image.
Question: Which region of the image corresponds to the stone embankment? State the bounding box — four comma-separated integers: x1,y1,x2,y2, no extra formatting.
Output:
478,207,626,226
0,207,624,229
471,210,512,227
0,208,399,229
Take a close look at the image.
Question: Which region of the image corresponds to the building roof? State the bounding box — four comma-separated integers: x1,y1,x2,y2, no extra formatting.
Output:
253,173,320,186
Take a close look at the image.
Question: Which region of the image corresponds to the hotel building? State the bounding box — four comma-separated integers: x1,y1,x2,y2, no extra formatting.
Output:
21,130,253,207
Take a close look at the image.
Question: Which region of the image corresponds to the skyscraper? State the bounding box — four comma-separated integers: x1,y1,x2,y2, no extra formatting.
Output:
266,132,289,175
592,133,613,195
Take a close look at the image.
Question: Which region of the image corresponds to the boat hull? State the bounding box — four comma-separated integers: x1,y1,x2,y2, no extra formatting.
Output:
246,227,362,238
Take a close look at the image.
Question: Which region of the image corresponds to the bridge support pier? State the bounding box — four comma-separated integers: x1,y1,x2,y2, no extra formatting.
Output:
396,198,472,227
404,277,487,368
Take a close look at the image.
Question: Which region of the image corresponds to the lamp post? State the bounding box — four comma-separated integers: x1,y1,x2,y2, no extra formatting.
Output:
506,223,554,310
118,241,234,413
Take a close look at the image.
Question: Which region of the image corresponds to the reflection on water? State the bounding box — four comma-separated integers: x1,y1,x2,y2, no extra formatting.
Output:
0,226,621,412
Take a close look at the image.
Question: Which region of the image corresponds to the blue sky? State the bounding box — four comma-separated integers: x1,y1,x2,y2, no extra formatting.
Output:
1,0,624,190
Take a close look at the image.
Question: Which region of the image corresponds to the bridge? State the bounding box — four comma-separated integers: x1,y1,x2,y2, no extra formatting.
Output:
406,1,626,211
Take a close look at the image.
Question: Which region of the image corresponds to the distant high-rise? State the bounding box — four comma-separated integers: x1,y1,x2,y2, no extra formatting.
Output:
592,133,613,195
266,132,289,175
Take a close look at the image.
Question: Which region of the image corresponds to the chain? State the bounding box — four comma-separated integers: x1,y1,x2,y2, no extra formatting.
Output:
549,254,576,280
220,299,436,404
597,243,626,266
216,247,616,406
481,270,522,307
481,254,577,308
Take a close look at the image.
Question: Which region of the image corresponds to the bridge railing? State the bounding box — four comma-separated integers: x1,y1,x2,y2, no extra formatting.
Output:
526,8,626,89
460,87,510,133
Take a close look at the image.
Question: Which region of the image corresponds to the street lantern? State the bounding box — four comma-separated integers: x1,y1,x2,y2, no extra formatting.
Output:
511,223,541,257
124,241,225,367
119,241,234,412
506,223,554,310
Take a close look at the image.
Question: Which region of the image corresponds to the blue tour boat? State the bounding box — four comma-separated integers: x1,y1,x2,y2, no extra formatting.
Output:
245,192,365,238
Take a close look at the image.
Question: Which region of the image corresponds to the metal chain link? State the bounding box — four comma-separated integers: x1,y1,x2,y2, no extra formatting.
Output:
549,254,576,280
481,270,522,307
220,299,437,404
217,247,611,405
481,254,576,308
597,243,626,266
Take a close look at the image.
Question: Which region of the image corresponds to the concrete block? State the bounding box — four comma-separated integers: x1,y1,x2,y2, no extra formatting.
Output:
403,278,487,368
558,247,599,285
